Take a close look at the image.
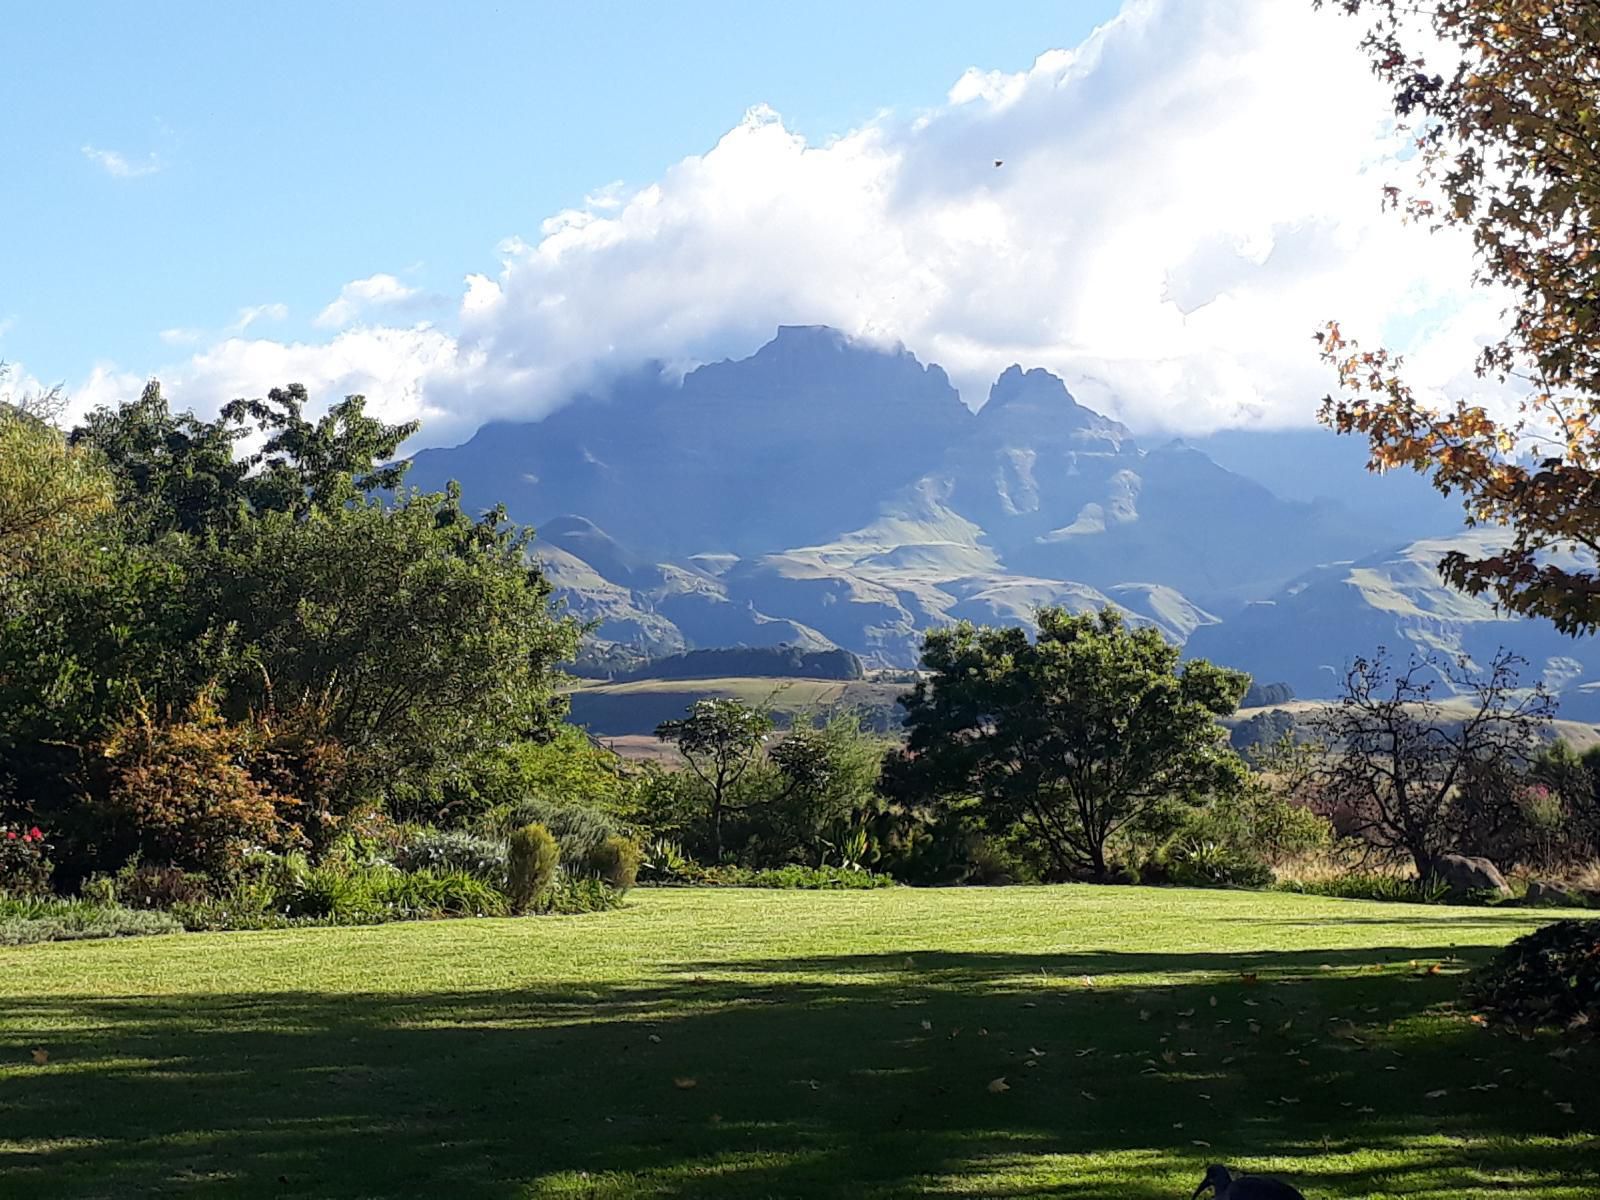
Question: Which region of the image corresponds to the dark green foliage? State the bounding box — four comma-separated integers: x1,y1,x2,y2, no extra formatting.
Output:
507,823,560,913
1468,920,1600,1029
1276,873,1451,904
1165,840,1274,889
534,875,625,914
894,607,1249,876
491,798,627,868
656,698,774,860
392,830,509,888
3,381,578,881
587,835,641,892
671,864,897,889
0,895,183,944
1241,680,1295,708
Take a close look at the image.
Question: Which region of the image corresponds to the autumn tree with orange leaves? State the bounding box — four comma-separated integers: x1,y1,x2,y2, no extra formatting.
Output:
1315,0,1600,633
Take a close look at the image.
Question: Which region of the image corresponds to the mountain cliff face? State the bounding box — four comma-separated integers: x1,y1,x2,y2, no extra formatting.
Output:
409,327,1597,705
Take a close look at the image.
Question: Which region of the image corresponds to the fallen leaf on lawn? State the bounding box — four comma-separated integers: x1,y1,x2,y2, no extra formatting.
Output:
1209,996,1218,1008
1240,972,1259,985
648,1034,662,1044
675,1078,698,1090
1080,975,1096,987
987,1077,1010,1093
1178,1008,1195,1017
1468,1015,1487,1026
1549,1047,1577,1060
1248,1021,1262,1035
1556,1102,1575,1114
1425,1089,1448,1099
1080,1089,1097,1101
1192,1139,1211,1147
1027,1047,1045,1057
29,1049,48,1066
903,957,916,968
1024,1060,1038,1069
1139,1010,1151,1022
1358,1106,1375,1114
920,1020,932,1031
1161,1050,1177,1065
1243,999,1260,1008
978,1028,989,1037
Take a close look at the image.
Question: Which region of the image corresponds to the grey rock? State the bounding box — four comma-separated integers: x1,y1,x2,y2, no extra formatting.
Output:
1434,853,1512,900
1525,880,1581,907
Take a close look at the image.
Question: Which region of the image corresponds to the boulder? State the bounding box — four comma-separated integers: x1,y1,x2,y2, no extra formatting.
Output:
1525,880,1580,907
1434,853,1513,900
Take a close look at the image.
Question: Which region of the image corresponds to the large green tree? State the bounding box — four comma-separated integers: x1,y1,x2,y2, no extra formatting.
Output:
656,699,774,861
893,608,1248,877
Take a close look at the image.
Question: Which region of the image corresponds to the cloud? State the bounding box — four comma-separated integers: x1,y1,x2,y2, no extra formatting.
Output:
315,273,436,329
228,303,289,335
158,327,202,346
71,0,1497,448
81,145,162,178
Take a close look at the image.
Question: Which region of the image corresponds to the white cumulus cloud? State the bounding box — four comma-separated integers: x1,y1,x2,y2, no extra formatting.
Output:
66,0,1501,449
315,274,435,329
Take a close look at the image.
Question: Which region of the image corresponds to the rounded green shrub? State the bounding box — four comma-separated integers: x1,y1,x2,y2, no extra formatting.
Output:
586,835,642,892
507,823,559,913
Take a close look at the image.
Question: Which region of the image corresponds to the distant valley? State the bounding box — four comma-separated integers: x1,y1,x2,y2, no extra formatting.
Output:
408,326,1600,713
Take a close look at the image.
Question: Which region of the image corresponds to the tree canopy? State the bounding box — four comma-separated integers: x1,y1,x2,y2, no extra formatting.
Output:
1316,0,1600,633
892,608,1249,877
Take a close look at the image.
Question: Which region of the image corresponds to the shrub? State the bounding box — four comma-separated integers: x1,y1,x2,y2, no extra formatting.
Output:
96,699,292,877
369,868,508,918
586,835,641,892
536,875,625,914
492,799,624,867
1276,872,1451,904
685,864,896,890
114,862,216,908
507,823,560,913
1468,919,1600,1028
1167,840,1273,889
640,837,693,884
0,896,183,945
393,829,508,887
0,823,52,894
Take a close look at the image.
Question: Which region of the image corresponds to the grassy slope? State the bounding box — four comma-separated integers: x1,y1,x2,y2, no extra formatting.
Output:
566,676,906,736
1,887,1596,1199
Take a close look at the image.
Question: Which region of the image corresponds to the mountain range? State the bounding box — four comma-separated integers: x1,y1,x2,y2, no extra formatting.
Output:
407,326,1600,707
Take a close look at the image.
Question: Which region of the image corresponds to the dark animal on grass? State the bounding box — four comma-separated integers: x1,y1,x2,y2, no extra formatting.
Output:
1192,1163,1306,1199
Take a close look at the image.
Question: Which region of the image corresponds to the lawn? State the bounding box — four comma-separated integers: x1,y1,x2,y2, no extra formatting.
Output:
1,887,1595,1199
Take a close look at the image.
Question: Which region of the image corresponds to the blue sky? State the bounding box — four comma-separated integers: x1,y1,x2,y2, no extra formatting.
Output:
3,1,1489,444
2,0,1119,389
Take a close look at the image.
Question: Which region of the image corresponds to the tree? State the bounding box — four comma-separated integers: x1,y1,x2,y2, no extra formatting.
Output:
0,368,111,576
1315,1,1600,633
655,698,774,861
188,486,580,820
1300,646,1553,875
765,712,886,867
893,607,1249,877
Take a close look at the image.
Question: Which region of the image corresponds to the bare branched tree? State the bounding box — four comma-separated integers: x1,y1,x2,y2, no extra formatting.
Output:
1302,647,1554,875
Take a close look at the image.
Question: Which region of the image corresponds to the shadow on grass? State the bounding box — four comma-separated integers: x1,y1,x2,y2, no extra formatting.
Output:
2,942,1596,1199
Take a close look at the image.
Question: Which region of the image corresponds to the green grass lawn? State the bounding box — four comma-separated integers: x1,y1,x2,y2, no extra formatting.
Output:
2,887,1595,1199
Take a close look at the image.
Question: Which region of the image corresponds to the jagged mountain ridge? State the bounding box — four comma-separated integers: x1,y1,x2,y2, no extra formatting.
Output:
409,326,1599,699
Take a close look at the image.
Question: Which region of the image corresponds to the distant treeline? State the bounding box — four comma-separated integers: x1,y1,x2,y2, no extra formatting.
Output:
622,646,864,682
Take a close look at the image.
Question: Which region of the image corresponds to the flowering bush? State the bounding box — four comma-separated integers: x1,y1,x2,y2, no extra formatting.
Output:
0,824,53,895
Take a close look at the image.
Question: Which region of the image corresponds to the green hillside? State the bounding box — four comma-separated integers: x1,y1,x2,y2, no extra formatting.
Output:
566,675,907,736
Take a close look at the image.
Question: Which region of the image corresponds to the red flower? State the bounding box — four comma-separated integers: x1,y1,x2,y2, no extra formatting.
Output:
27,827,42,841
5,831,14,840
